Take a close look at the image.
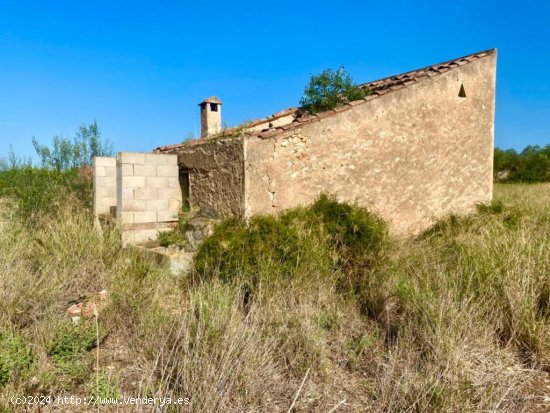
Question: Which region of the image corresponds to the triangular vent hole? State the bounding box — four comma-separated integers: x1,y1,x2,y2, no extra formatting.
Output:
458,84,467,98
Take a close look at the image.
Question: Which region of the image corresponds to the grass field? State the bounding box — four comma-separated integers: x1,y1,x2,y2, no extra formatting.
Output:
0,183,548,412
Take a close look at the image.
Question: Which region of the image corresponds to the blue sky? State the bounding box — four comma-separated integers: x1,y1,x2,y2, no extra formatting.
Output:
0,0,549,158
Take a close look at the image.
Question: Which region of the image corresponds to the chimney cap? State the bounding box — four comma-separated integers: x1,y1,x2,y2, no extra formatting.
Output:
198,96,223,106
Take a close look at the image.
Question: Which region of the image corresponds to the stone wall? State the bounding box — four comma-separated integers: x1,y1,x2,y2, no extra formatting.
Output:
92,156,117,216
116,152,181,245
244,54,497,234
176,138,244,218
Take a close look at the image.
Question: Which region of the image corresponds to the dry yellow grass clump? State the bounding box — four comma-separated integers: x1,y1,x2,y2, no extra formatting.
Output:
0,183,549,412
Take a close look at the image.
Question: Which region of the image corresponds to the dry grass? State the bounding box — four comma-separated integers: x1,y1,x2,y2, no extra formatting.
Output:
0,183,549,412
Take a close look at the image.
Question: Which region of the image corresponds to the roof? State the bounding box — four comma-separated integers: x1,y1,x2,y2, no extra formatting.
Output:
198,96,223,105
155,49,495,153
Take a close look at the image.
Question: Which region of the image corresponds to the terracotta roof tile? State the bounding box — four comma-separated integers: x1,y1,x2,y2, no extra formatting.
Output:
155,49,496,152
390,84,406,91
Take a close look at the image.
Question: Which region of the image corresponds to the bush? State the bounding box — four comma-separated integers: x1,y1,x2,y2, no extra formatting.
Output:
299,67,368,114
0,166,92,222
193,216,305,286
193,194,386,291
0,330,33,388
494,144,550,183
310,193,387,264
47,321,99,380
0,121,110,223
47,322,98,361
90,369,122,402
32,121,113,171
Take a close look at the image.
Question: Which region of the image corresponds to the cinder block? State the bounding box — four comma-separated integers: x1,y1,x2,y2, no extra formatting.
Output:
94,167,106,177
122,228,159,245
119,212,133,224
95,177,114,188
122,200,146,212
121,188,134,200
105,197,116,207
157,210,179,222
105,166,117,177
133,211,157,224
145,153,177,165
95,186,108,198
107,187,117,198
94,157,116,167
146,177,169,188
122,176,146,188
134,188,158,200
156,165,179,177
105,180,117,188
94,201,110,216
118,152,146,165
146,199,168,211
157,188,182,201
168,177,179,188
121,164,133,176
133,164,157,177
168,199,182,211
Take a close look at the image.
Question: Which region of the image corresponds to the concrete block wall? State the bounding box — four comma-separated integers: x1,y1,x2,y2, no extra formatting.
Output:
116,152,182,245
93,157,117,216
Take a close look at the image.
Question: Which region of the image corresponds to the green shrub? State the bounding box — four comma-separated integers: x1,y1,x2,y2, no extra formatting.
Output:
90,369,122,402
310,193,387,264
0,166,92,222
32,121,113,171
317,310,338,331
157,229,186,248
422,199,524,240
47,321,99,379
157,209,192,248
193,194,386,297
299,67,369,114
494,144,550,183
47,322,98,361
0,330,33,388
193,216,304,285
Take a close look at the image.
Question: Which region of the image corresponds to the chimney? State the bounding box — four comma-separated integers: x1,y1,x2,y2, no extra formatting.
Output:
198,96,223,137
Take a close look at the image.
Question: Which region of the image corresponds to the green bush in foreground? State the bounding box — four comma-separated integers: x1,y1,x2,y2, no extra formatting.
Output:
193,194,387,287
0,166,92,222
47,322,99,380
0,330,33,388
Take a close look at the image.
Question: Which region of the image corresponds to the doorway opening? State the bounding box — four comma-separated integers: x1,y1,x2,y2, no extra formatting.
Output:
179,169,190,209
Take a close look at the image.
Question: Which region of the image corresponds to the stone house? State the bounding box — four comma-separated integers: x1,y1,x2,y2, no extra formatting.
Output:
94,49,497,244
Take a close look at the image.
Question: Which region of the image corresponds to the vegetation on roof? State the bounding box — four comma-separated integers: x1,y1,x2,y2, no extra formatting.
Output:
299,67,370,114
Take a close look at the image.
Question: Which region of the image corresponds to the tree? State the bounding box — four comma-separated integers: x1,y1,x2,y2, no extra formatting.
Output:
32,121,113,171
493,144,550,182
299,67,368,114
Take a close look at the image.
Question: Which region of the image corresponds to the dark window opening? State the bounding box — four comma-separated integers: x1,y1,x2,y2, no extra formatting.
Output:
179,169,190,209
458,84,467,98
210,103,218,112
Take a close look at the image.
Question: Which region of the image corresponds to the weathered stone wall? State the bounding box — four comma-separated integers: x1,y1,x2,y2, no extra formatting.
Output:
176,138,244,218
116,152,181,245
244,54,497,234
93,156,117,216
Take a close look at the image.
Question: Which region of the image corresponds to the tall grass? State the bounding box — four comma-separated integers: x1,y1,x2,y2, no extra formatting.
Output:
0,183,548,412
